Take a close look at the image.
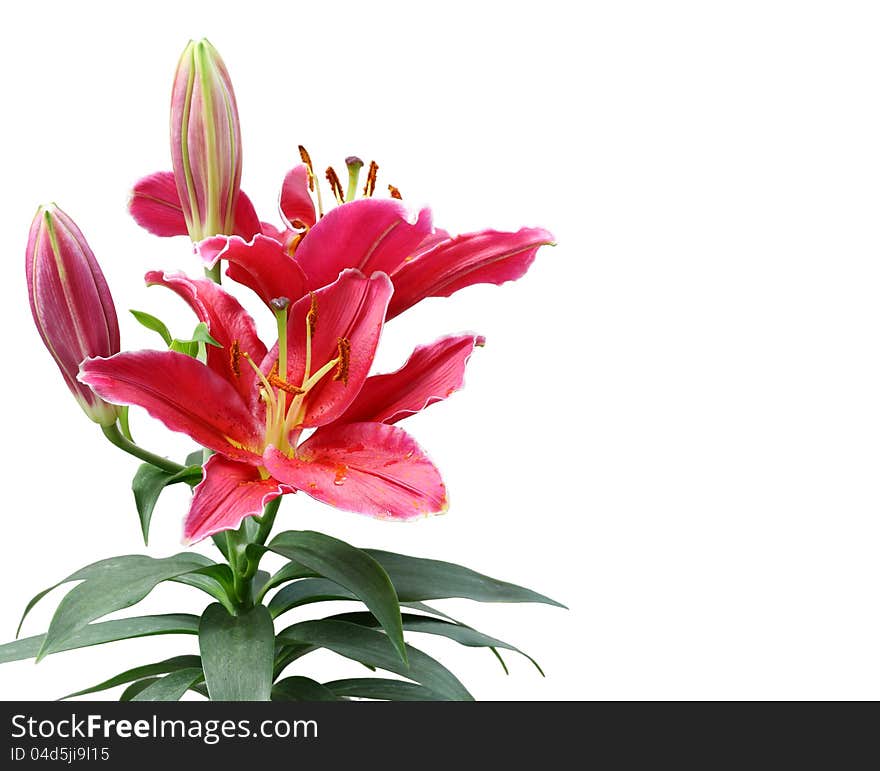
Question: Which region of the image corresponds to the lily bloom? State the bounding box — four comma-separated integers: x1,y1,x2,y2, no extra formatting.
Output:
130,149,553,318
26,204,121,426
79,270,482,543
201,194,554,320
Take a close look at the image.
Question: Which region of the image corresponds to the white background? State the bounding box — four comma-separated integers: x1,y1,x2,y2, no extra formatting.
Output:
1,0,879,701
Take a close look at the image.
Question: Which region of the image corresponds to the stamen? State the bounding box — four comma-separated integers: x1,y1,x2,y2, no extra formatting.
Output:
388,184,402,200
325,166,345,204
363,160,379,197
242,352,276,402
298,145,315,191
299,144,324,218
333,337,351,384
345,156,364,202
229,339,241,377
268,372,305,395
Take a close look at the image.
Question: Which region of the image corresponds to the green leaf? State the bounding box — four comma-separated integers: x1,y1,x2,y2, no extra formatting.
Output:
366,549,566,607
268,531,406,665
277,620,472,701
172,565,236,614
268,578,357,618
0,614,199,664
132,668,204,702
325,678,445,701
132,463,202,545
185,449,205,467
120,678,161,701
17,554,211,638
334,612,543,675
259,562,317,598
130,309,173,346
169,338,199,357
61,655,202,699
119,406,133,441
37,554,212,661
271,676,341,701
199,604,275,701
190,322,221,347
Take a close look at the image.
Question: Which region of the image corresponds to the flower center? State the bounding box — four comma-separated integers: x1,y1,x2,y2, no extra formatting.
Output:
239,293,350,456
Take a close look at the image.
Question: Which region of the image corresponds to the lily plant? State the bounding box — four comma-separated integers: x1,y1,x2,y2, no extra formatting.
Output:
2,39,562,702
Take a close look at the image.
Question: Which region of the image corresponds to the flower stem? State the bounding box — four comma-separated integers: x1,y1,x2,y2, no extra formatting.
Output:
101,423,184,474
204,262,222,284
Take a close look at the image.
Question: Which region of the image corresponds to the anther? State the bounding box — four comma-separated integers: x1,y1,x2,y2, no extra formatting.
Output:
333,337,351,384
268,372,305,395
229,339,241,377
363,161,379,197
388,184,402,200
298,145,315,191
325,166,345,204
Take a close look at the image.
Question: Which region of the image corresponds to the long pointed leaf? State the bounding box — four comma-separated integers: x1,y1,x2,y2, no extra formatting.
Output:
326,678,446,701
268,531,406,665
0,614,199,664
62,655,202,699
132,668,204,701
277,619,472,701
37,554,211,660
366,549,565,607
334,612,543,675
271,676,340,701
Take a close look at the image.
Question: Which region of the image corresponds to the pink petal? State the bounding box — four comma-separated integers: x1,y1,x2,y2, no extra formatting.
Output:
129,171,261,239
279,164,316,230
295,199,434,291
387,227,555,319
339,334,485,424
233,191,262,239
184,455,292,544
79,350,263,463
281,269,392,427
264,422,447,520
198,234,307,308
144,271,268,405
129,172,188,237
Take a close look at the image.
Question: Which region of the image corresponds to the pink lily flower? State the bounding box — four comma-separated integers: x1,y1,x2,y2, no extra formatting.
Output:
130,150,553,318
79,271,482,543
26,205,121,426
201,195,554,320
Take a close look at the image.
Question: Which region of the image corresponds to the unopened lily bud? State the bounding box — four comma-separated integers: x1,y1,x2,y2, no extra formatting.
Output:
26,205,121,425
171,39,242,241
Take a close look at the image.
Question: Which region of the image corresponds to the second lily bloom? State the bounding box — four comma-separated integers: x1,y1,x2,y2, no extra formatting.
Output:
80,270,483,543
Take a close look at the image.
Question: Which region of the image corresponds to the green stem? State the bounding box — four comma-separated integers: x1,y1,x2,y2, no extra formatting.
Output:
242,497,282,586
101,423,184,474
204,262,222,284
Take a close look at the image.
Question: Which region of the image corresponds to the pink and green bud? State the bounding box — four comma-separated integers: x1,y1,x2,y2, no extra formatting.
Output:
171,39,242,242
25,205,121,426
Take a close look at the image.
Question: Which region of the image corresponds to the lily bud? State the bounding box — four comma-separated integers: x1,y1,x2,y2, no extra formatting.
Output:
26,205,121,425
171,39,242,242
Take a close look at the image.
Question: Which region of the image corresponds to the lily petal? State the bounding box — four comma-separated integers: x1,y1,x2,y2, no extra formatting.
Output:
79,351,263,462
387,227,555,319
282,269,392,427
339,334,485,425
279,164,316,230
184,455,292,544
295,199,433,291
129,171,188,237
129,170,261,239
144,271,267,404
198,234,307,308
264,422,446,520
